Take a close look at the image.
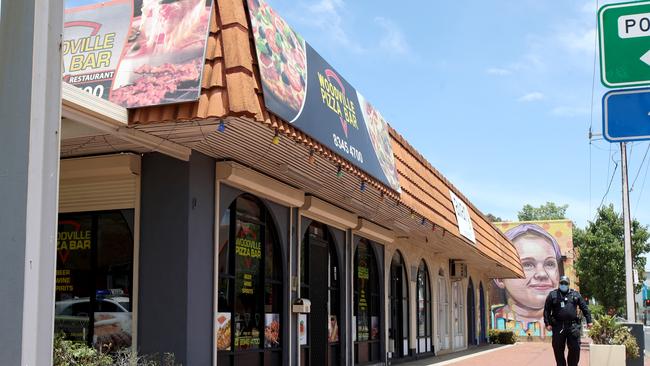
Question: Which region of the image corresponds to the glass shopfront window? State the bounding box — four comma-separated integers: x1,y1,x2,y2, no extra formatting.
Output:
54,210,134,351
416,261,432,354
217,195,283,366
353,239,380,364
300,222,341,366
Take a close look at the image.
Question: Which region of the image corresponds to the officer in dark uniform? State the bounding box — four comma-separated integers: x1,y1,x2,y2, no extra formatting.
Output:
543,275,593,366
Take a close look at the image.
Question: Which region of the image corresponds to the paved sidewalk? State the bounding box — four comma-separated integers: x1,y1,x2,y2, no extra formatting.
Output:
400,342,582,365
401,342,650,366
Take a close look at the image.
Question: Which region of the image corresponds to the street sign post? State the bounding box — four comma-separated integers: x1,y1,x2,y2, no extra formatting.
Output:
599,1,650,88
603,88,650,142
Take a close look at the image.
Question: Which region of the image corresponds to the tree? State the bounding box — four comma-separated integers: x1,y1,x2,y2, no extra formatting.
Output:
517,202,568,221
573,204,650,315
485,213,503,222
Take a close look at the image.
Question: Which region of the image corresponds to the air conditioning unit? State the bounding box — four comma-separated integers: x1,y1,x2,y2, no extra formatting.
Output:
449,260,467,280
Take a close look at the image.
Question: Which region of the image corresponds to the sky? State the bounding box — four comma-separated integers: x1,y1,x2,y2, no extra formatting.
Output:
61,0,649,230
259,0,649,230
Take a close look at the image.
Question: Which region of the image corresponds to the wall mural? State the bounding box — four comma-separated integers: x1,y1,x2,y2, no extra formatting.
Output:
490,220,576,338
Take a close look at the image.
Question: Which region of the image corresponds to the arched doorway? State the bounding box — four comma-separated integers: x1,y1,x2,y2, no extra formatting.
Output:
389,251,409,359
301,222,341,366
467,278,476,346
436,269,450,352
478,282,480,343
354,239,381,364
216,194,284,366
416,261,433,355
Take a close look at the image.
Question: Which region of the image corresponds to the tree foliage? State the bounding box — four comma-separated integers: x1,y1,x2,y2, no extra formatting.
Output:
574,205,650,314
517,202,568,221
485,213,503,222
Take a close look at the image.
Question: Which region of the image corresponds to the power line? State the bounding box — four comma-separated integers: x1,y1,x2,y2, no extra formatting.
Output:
633,150,650,218
630,143,650,192
597,158,619,218
588,0,599,223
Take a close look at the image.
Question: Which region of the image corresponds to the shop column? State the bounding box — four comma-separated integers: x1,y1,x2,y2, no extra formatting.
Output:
0,1,63,365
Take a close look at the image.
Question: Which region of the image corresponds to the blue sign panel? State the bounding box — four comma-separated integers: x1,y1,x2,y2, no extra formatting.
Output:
603,88,650,142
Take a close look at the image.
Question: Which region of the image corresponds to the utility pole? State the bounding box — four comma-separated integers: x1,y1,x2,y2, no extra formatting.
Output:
0,0,63,365
621,142,636,322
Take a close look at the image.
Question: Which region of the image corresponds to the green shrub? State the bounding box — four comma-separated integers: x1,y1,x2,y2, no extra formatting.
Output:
588,303,605,320
588,315,640,359
53,334,182,366
53,335,112,366
488,329,516,344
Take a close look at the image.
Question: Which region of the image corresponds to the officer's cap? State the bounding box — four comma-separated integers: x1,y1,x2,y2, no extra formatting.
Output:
559,275,570,285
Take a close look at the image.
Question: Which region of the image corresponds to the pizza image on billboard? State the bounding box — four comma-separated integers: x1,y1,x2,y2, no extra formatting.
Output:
63,0,213,108
248,0,307,121
357,92,400,191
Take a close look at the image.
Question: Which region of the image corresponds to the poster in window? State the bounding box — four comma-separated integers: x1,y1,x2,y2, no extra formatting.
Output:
357,315,369,341
216,312,231,351
93,310,132,349
264,313,280,348
234,220,262,350
371,316,379,340
352,315,356,342
328,315,339,343
298,314,307,345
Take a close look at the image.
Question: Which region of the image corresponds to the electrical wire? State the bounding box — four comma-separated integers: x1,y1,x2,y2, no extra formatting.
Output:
633,150,650,218
596,158,619,218
588,0,599,222
630,143,650,192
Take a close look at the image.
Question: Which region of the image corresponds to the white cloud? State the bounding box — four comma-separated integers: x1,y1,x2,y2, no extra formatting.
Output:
487,67,512,76
551,106,590,117
374,16,410,56
557,28,597,55
518,92,545,102
293,0,365,53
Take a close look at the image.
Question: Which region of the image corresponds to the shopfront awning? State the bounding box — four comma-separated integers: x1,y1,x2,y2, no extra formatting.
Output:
61,83,191,161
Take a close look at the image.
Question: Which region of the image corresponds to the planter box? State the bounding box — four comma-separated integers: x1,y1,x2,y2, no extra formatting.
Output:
589,344,626,366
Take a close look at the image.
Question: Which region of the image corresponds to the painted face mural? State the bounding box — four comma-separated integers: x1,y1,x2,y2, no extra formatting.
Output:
490,221,575,339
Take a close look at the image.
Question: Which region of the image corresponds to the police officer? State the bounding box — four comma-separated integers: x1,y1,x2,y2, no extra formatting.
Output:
543,275,592,366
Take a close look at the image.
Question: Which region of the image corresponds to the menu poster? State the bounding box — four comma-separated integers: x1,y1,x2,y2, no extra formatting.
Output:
371,316,379,340
264,314,280,348
216,312,231,351
234,312,261,350
357,315,369,341
298,314,307,345
328,315,339,343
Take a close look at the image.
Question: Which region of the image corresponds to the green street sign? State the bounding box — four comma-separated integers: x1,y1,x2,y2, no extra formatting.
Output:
599,1,650,88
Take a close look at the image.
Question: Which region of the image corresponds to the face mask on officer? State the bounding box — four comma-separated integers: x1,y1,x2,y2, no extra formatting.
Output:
559,275,570,293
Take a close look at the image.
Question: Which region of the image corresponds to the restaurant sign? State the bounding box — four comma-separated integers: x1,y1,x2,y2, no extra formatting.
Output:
247,0,401,192
63,0,213,108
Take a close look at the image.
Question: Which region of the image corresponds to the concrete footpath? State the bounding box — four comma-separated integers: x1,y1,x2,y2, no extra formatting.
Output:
400,342,650,366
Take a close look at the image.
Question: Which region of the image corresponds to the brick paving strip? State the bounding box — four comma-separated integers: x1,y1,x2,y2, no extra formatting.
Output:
400,343,589,366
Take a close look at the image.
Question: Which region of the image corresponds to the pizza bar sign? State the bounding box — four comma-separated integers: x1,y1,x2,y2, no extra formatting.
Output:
248,0,401,192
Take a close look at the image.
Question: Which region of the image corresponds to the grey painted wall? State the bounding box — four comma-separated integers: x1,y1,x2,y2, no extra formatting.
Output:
139,152,215,365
